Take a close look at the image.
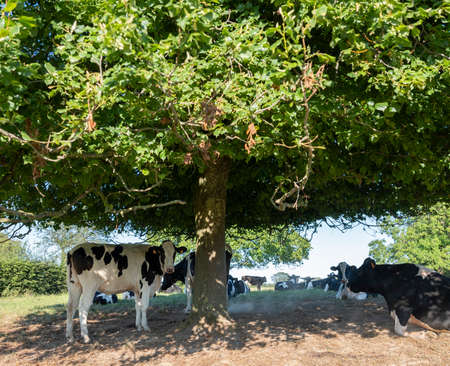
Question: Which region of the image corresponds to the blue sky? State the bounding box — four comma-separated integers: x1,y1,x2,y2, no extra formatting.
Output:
230,223,387,282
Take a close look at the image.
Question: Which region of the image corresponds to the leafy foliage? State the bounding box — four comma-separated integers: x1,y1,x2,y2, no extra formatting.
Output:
0,260,66,296
0,233,29,261
0,0,448,237
272,272,291,283
146,225,311,268
368,202,450,275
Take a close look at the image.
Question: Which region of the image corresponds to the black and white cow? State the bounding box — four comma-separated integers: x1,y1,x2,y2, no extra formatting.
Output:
66,240,186,343
306,273,341,292
348,258,450,336
160,249,232,313
331,261,368,300
241,275,267,291
228,275,250,297
93,291,118,305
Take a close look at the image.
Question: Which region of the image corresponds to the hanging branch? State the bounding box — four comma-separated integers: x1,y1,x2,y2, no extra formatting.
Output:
271,35,326,211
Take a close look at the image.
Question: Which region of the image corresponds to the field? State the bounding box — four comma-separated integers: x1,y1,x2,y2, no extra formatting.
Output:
0,287,449,366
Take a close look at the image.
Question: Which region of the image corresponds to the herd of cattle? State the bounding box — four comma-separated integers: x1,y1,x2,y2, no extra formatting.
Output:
65,240,449,343
274,261,374,300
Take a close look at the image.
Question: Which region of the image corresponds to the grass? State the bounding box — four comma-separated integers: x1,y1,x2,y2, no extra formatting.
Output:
0,286,335,325
0,293,67,324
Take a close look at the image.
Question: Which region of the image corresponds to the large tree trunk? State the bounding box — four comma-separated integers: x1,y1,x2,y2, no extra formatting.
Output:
187,156,232,331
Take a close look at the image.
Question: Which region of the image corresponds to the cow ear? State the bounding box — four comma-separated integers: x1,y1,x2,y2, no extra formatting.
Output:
176,246,187,254
330,266,337,271
370,261,375,269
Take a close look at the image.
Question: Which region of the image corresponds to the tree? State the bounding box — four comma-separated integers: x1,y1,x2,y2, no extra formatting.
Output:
368,203,450,275
226,226,310,268
147,225,311,268
1,1,448,329
0,233,28,261
272,272,290,283
31,223,108,264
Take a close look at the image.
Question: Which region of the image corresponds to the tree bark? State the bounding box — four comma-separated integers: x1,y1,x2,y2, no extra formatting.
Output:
187,156,232,331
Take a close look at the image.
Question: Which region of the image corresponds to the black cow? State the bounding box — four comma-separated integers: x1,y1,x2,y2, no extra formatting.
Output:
160,249,232,313
348,258,450,336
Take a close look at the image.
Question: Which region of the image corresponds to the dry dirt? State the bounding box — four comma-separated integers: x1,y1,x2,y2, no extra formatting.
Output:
0,294,449,366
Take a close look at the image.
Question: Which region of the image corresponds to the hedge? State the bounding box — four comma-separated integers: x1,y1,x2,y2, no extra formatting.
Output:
0,260,66,296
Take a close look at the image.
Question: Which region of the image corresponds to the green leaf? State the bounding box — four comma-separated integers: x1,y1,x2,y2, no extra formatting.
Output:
44,62,56,74
4,1,18,12
18,16,37,28
375,102,388,112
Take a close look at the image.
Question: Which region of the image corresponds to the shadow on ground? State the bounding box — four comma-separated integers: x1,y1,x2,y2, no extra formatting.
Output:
0,292,394,365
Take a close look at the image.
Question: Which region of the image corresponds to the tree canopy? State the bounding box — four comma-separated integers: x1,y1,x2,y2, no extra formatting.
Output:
1,0,448,323
368,202,450,275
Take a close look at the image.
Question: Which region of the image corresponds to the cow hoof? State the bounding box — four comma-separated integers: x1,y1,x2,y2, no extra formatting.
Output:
82,335,90,343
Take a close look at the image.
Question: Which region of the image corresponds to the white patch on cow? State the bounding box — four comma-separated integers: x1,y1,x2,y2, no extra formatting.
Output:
336,283,344,299
184,254,194,313
306,281,313,290
416,265,435,279
280,282,288,289
324,283,329,292
161,240,176,273
393,312,408,336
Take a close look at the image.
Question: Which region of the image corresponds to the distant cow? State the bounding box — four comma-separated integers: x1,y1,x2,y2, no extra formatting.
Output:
331,262,368,300
93,291,118,305
66,240,186,343
242,275,266,291
348,258,450,336
306,273,341,292
275,275,308,291
228,275,250,297
160,249,232,313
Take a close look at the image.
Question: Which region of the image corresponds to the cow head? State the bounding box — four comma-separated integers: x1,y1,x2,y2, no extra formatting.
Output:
161,240,187,274
348,257,376,293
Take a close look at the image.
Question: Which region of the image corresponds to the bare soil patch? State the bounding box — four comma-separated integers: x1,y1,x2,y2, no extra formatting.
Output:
0,292,448,366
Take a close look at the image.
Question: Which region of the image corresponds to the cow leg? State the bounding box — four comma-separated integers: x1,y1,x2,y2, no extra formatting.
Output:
184,276,193,313
78,285,97,343
409,315,450,334
139,285,151,332
134,293,143,331
393,308,410,336
66,284,81,342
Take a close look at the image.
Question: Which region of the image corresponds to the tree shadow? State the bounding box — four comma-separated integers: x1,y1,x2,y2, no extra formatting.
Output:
0,292,402,365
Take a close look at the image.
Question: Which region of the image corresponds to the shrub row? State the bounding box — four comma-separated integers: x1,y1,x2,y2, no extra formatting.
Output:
0,260,66,296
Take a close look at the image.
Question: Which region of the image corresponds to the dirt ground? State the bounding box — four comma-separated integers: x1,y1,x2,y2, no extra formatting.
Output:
0,293,449,366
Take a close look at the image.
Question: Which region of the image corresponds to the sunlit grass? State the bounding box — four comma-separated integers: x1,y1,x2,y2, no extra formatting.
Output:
0,287,336,325
0,293,67,323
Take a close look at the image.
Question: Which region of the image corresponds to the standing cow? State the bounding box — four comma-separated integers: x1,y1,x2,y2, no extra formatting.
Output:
241,275,267,291
66,240,186,343
348,257,450,336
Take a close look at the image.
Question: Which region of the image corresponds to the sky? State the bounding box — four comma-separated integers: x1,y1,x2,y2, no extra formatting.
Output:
229,223,387,283
22,220,387,283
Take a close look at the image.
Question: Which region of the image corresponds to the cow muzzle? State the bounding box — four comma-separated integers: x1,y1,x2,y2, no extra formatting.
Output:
165,267,174,274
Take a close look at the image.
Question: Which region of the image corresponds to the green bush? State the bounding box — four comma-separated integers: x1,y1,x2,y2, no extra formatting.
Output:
0,260,66,296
